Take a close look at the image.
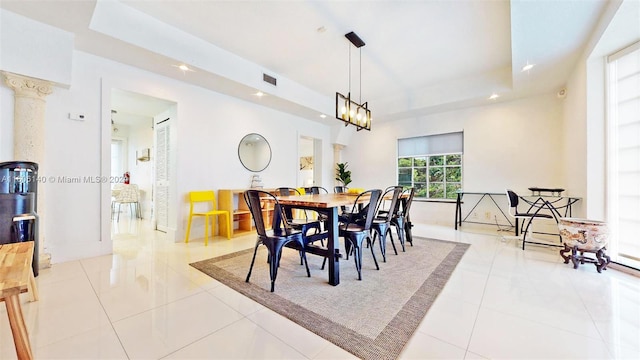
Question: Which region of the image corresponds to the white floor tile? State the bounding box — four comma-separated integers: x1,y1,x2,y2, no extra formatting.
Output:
164,318,306,359
400,332,467,359
207,284,266,316
91,264,206,321
247,307,333,359
112,291,244,359
468,307,612,359
5,220,637,359
416,293,480,349
34,324,128,359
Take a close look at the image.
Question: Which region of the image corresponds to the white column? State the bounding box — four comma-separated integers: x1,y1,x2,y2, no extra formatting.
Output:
3,72,53,161
2,71,53,269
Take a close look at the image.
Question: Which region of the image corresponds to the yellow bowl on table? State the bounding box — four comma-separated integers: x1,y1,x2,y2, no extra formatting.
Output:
346,187,365,195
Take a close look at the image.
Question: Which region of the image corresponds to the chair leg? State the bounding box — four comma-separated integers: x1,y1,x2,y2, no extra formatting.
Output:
388,229,398,255
300,246,311,277
522,217,533,250
204,215,210,246
367,236,380,270
225,213,231,239
405,221,413,246
245,242,261,283
352,242,362,280
394,219,406,252
269,242,287,292
185,215,193,243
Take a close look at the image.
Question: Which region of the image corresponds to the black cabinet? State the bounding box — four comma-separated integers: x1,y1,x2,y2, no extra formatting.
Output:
0,161,39,276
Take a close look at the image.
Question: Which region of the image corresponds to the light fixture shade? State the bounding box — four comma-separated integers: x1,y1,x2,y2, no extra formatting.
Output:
335,92,371,131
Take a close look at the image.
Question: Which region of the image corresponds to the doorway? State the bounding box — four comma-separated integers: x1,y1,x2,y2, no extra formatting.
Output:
110,88,175,235
298,135,323,189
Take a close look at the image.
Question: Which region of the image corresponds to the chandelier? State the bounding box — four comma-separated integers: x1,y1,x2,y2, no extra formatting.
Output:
336,31,371,131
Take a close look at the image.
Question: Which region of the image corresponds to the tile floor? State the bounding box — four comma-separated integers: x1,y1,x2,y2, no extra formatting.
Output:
1,219,639,359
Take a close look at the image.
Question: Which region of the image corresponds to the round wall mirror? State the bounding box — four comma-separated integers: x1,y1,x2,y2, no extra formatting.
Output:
238,133,272,172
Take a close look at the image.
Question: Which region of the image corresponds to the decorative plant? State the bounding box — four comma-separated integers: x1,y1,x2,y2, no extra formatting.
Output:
335,162,352,187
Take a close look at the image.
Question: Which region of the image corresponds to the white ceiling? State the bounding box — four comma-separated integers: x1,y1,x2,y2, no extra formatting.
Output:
0,0,609,122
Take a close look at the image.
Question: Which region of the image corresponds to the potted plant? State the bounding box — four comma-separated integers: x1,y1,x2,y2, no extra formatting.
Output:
335,162,352,187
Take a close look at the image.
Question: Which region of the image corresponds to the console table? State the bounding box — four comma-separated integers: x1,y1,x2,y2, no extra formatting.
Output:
218,189,275,237
454,192,514,231
455,191,581,235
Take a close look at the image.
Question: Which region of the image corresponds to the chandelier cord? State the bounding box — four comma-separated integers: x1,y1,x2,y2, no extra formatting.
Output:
359,47,362,103
348,43,351,95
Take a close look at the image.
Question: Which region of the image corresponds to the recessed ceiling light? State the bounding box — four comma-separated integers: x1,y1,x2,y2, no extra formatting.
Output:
255,91,265,97
172,64,194,73
489,93,499,100
319,114,327,118
521,63,535,72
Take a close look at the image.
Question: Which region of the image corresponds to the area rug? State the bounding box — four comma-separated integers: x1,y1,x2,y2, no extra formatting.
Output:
190,237,469,359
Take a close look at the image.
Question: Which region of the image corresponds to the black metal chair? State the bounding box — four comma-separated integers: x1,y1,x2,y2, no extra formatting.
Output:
506,189,555,250
308,186,330,230
244,190,310,292
401,187,415,247
309,186,329,194
389,187,415,252
275,187,322,235
339,189,382,280
370,186,403,262
334,186,348,193
276,187,326,265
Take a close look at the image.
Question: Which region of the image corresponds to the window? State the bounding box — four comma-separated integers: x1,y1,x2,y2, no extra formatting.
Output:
397,132,463,199
607,42,640,270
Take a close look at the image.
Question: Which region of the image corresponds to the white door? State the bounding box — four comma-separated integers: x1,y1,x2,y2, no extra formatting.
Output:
154,117,171,232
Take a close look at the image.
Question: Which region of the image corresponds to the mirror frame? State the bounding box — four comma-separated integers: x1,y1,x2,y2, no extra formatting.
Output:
238,133,272,172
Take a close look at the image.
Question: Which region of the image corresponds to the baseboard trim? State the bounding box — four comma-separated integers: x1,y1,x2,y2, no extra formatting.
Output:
608,262,640,278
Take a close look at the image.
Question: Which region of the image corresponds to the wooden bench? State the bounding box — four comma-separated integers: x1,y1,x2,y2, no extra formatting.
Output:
0,242,39,360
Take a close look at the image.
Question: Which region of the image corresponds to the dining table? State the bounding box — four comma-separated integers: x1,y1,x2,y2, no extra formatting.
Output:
272,192,370,286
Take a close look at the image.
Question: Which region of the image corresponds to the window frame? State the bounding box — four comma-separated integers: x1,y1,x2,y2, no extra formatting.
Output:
396,131,464,202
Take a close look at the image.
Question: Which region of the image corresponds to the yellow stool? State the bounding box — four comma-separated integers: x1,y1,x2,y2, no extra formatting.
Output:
185,190,231,245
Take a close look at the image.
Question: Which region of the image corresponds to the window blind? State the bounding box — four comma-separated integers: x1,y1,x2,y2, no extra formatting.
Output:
397,131,463,157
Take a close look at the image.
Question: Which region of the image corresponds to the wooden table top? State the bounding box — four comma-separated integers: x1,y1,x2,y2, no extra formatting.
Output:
0,242,34,299
275,193,367,208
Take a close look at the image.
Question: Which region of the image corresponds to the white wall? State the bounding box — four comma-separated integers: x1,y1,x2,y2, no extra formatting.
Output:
342,93,566,226
1,49,334,263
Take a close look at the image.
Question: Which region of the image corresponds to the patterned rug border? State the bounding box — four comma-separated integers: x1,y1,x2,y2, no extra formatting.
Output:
190,237,469,359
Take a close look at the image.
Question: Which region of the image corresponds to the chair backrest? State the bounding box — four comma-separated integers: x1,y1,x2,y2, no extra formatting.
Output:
506,189,519,216
378,186,403,222
245,190,280,236
347,189,382,231
334,186,347,193
400,187,415,217
276,187,300,196
189,190,215,210
310,186,328,194
116,184,140,202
